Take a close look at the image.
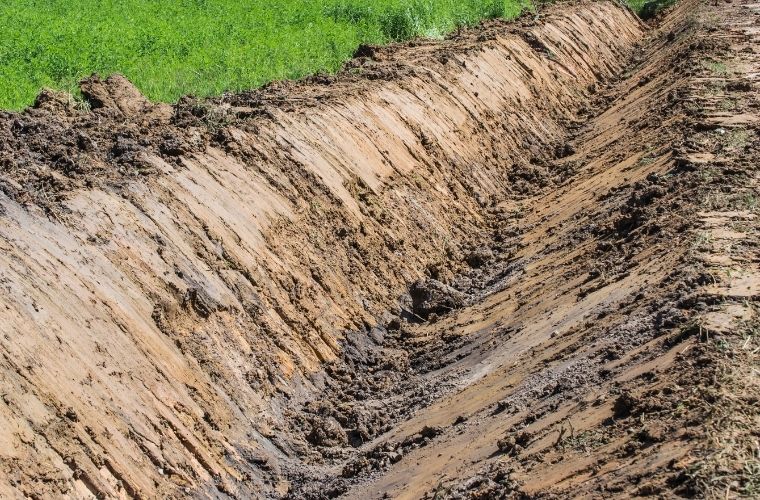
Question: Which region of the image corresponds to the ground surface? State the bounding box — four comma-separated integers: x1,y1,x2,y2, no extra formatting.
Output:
0,1,758,499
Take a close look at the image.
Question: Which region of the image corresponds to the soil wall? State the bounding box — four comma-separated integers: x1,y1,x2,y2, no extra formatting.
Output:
0,3,644,497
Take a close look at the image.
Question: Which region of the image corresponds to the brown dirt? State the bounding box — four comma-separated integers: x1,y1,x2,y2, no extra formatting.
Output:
0,1,758,499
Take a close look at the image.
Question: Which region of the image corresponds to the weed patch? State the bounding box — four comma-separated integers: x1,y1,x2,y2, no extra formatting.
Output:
627,0,676,20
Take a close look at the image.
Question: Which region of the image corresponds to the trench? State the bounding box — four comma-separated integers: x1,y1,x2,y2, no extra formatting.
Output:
1,0,759,498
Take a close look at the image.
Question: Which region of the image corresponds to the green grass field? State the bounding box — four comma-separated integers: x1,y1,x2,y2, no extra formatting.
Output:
0,0,532,110
0,0,657,111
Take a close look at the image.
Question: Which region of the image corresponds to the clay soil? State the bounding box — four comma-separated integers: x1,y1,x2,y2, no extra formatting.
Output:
0,1,758,499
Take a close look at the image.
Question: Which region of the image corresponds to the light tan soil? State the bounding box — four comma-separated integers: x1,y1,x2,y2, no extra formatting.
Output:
0,1,757,498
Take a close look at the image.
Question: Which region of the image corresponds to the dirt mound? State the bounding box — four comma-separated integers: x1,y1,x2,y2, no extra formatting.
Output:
1,0,758,498
410,279,469,319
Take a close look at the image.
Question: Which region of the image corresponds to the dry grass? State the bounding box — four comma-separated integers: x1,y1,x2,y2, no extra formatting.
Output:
683,317,760,498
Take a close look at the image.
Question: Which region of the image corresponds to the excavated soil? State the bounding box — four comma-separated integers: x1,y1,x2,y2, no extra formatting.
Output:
0,1,758,498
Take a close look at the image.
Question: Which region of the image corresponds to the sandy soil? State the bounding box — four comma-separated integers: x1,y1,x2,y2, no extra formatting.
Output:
0,1,757,498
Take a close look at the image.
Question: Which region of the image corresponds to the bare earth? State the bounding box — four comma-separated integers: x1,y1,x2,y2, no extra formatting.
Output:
0,1,758,498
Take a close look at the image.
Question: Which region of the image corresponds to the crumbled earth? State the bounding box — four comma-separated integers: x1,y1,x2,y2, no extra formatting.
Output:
0,1,758,499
